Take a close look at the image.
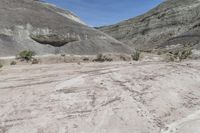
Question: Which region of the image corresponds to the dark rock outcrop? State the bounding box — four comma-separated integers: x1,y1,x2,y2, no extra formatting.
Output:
30,34,79,47
0,0,133,56
99,0,200,51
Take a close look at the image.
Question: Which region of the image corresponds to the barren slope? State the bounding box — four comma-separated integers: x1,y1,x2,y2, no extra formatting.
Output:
0,61,200,133
0,0,132,57
99,0,200,51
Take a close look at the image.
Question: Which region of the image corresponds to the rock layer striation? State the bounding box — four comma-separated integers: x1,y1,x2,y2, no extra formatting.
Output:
99,0,200,51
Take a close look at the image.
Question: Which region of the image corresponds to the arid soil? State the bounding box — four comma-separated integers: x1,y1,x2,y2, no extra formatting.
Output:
0,61,200,133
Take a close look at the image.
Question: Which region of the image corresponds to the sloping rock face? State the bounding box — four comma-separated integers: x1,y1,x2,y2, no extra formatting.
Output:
0,0,132,57
99,0,200,51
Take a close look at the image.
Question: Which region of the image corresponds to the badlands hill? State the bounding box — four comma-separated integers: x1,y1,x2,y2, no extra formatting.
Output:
99,0,200,52
0,0,132,57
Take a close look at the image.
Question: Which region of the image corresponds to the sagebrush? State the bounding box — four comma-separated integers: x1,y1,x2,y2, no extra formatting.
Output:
131,51,140,61
18,50,36,61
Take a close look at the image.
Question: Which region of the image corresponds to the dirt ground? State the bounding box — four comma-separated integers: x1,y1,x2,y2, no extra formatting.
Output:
0,61,200,133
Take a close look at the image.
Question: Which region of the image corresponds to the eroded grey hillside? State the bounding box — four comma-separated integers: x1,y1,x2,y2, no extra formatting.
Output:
0,0,132,56
99,0,200,51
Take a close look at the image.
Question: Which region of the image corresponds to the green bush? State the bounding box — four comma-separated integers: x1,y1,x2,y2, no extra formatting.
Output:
18,50,36,61
131,51,140,61
10,61,17,65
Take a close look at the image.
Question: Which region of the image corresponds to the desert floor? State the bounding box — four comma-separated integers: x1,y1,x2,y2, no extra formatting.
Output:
0,61,200,133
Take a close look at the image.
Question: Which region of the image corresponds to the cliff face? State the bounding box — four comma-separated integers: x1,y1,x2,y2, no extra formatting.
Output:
99,0,200,51
0,0,132,56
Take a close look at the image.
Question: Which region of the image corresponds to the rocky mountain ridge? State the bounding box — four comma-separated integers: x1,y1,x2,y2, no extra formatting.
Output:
99,0,200,52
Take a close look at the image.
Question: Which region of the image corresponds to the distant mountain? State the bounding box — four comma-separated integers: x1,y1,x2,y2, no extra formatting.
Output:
0,0,132,57
99,0,200,52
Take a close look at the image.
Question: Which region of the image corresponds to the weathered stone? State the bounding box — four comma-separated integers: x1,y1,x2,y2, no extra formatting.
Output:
0,0,133,56
99,0,200,51
30,34,79,47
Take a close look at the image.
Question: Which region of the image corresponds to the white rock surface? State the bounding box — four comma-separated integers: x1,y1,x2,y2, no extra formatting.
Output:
0,61,200,133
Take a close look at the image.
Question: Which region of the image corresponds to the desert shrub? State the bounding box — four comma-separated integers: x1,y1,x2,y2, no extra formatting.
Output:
93,54,113,62
83,57,89,61
167,48,192,62
93,54,104,62
120,55,128,61
103,55,113,62
96,54,103,61
61,53,65,57
166,53,176,62
18,50,36,61
10,61,17,65
131,50,140,61
31,58,39,64
0,63,3,68
178,49,192,60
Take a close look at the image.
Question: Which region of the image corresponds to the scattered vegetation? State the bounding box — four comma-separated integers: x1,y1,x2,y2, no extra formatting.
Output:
93,53,113,62
16,50,39,64
18,50,36,61
167,48,192,62
131,50,141,61
10,61,17,65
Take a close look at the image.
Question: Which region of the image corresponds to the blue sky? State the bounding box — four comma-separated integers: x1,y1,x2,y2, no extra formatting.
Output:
45,0,164,27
